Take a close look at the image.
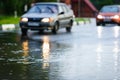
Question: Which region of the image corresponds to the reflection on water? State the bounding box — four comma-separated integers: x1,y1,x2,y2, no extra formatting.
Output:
22,40,29,57
113,41,119,53
113,40,119,80
97,26,103,38
1,25,120,80
0,32,50,79
42,36,50,69
96,43,102,67
95,25,120,80
20,36,51,64
21,39,31,64
113,26,120,38
95,39,120,80
42,36,50,60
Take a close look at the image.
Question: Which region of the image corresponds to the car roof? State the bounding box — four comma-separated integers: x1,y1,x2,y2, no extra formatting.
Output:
35,2,66,6
103,5,120,8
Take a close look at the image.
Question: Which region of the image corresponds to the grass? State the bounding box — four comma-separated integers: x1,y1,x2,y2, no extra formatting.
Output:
0,15,20,25
75,18,90,22
75,18,85,22
0,15,89,25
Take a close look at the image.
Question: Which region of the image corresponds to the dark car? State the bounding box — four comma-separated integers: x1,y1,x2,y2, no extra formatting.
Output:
96,5,120,26
19,2,74,35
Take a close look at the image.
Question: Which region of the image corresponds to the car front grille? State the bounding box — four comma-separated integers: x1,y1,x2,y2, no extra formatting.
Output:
28,18,42,22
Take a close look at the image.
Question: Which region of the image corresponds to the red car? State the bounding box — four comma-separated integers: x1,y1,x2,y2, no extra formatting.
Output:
96,5,120,26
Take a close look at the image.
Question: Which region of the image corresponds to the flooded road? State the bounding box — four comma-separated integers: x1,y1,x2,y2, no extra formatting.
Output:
0,20,120,80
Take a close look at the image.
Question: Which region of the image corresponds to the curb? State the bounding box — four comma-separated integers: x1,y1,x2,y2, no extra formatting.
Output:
74,21,91,26
0,24,19,31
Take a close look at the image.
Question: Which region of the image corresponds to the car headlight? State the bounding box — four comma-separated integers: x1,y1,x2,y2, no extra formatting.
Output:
112,15,119,19
21,18,28,22
97,15,104,19
41,18,53,22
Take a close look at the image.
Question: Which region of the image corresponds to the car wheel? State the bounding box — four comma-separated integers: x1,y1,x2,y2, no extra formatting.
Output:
39,29,44,34
52,23,59,34
96,22,101,26
21,28,28,36
117,23,120,26
66,21,73,32
102,23,105,26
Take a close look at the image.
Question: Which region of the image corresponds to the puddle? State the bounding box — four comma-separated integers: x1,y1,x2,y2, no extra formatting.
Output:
0,30,73,79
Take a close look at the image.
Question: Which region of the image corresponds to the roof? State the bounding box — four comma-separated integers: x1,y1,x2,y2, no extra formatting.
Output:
84,0,98,12
71,0,98,12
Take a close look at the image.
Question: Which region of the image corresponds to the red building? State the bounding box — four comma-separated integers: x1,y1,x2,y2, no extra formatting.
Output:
61,0,98,17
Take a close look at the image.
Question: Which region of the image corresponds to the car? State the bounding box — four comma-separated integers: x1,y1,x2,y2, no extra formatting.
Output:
96,5,120,26
19,2,75,35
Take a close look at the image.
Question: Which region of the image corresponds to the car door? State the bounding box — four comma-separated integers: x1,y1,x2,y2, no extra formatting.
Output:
62,5,71,26
58,5,66,28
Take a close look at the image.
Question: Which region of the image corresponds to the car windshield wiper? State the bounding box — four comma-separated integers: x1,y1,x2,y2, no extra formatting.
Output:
36,6,41,13
46,7,54,13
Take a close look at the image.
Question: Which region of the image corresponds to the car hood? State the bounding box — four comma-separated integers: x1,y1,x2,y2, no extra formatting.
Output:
99,12,119,16
21,13,56,18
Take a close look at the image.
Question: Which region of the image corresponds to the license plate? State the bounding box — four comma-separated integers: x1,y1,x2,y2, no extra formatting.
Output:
104,17,111,22
28,22,39,26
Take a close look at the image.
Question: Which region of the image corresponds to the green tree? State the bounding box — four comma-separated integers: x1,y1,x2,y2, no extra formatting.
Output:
90,0,114,10
0,0,56,15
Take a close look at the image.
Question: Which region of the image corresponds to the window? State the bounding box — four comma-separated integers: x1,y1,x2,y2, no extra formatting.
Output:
101,6,119,13
61,5,67,13
58,5,64,13
28,4,58,13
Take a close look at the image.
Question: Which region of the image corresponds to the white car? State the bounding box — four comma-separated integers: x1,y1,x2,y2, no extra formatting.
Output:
20,2,75,35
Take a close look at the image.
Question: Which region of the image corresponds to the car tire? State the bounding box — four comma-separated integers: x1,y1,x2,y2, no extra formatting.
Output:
52,23,59,34
96,22,101,26
66,21,73,32
39,30,44,34
97,23,105,26
21,28,28,36
117,23,120,26
102,23,105,26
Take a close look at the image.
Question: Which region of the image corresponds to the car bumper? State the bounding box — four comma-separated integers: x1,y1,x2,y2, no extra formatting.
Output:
19,22,54,30
96,18,120,24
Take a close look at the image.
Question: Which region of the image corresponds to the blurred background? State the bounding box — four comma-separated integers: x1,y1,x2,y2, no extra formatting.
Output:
0,0,120,24
0,0,120,16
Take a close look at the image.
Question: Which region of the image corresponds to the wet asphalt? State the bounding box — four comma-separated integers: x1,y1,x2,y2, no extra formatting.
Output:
0,19,120,80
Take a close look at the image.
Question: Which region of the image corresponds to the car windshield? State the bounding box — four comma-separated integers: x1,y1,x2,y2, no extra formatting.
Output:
28,4,58,13
100,6,119,13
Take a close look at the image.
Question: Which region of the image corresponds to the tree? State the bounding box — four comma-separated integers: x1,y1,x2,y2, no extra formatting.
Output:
90,0,114,10
0,0,56,15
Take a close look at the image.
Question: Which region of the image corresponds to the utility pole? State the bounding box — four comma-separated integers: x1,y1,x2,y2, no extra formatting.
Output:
24,0,28,12
78,0,80,17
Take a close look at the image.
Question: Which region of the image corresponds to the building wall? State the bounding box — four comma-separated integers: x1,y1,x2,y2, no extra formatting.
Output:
61,0,97,17
71,0,78,17
80,0,96,17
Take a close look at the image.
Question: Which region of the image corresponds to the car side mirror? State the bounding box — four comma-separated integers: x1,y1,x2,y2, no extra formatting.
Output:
58,12,64,15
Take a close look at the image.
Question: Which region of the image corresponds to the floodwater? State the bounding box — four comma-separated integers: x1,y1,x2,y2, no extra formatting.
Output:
0,20,120,80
